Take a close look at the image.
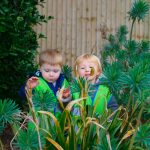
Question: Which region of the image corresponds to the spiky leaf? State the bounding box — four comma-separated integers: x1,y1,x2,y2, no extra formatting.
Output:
134,123,150,149
62,65,73,83
0,99,21,126
13,127,45,150
32,91,56,112
128,0,149,22
118,66,150,100
116,25,128,44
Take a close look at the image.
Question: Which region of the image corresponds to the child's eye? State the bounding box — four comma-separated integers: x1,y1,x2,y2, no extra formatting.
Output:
89,66,93,69
44,69,50,72
53,70,60,73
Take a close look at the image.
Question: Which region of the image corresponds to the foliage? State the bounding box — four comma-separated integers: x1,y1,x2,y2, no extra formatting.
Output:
32,90,57,112
128,0,149,40
0,0,53,102
101,1,150,106
128,0,149,21
17,83,149,150
0,99,21,128
0,125,4,135
134,122,150,149
62,65,73,83
71,77,90,94
12,126,46,150
0,99,21,149
100,0,150,149
0,0,150,150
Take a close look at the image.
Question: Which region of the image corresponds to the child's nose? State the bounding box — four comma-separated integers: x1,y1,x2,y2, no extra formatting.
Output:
85,68,90,72
49,71,54,76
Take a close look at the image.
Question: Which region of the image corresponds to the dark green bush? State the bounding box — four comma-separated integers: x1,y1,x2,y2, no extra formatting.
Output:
0,0,52,102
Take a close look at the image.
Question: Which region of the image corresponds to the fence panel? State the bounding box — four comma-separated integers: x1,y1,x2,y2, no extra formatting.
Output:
34,0,150,66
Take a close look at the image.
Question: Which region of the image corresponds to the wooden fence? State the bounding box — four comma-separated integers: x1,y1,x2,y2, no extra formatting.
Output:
34,0,150,66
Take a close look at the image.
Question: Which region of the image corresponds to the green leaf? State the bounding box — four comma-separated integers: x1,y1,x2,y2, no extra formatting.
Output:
13,126,45,150
134,123,150,149
62,65,73,83
32,90,57,112
0,99,21,126
128,0,149,21
118,65,150,100
0,124,5,135
102,63,122,92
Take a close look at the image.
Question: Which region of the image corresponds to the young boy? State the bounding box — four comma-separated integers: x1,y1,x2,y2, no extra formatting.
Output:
73,53,118,115
19,49,71,117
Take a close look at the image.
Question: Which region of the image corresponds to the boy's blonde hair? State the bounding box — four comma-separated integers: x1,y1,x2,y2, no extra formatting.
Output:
75,53,102,75
39,49,63,67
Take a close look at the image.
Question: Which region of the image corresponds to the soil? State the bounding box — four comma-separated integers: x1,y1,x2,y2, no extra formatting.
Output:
0,125,14,150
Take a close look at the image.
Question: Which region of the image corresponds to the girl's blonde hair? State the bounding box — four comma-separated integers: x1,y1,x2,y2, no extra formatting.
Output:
39,49,63,67
74,53,102,76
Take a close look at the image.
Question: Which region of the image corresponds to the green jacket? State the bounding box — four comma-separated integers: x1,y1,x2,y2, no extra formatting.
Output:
33,76,69,117
72,84,111,115
27,74,70,129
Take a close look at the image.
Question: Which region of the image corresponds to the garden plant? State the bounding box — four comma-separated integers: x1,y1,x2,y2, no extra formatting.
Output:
0,0,53,102
0,0,150,150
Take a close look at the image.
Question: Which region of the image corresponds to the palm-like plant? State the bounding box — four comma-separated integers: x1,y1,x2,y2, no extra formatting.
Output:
62,65,73,83
0,99,21,149
101,0,150,149
102,1,150,106
12,126,46,150
128,0,149,40
1,0,150,149
32,90,57,112
134,122,150,149
0,99,21,130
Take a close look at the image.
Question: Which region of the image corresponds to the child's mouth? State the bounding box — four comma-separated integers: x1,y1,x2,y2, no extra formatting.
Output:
85,74,91,78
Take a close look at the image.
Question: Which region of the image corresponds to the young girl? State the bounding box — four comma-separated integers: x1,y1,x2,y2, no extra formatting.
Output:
73,53,118,115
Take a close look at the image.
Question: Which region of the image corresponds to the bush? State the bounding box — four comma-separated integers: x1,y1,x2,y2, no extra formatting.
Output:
101,0,150,108
0,0,52,102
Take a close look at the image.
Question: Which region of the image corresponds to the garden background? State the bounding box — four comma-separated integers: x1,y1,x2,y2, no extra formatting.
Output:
35,0,150,66
0,0,150,150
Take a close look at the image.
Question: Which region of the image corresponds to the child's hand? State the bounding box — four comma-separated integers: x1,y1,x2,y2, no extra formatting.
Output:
62,88,70,98
26,77,39,89
57,87,71,102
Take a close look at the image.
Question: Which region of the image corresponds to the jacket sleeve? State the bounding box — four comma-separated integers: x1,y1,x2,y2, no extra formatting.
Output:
18,85,26,100
107,95,118,111
18,70,40,100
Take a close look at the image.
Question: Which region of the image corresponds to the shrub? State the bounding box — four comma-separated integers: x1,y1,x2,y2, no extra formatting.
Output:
0,0,53,102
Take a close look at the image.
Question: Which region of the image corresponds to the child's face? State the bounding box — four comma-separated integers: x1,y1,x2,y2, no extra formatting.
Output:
77,60,100,84
40,63,61,83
